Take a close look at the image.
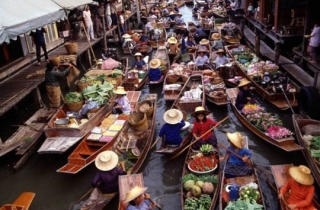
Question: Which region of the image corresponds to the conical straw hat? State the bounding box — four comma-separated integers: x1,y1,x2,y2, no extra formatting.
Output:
163,109,183,124
289,165,314,185
226,132,244,149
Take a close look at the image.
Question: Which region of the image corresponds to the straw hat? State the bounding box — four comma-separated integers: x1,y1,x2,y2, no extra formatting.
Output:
163,109,183,124
122,34,131,39
95,151,119,171
216,49,225,54
123,186,148,203
289,165,314,185
238,78,251,87
169,11,176,15
134,52,143,57
97,59,103,65
191,106,210,117
149,59,161,69
168,37,178,44
226,132,244,149
212,76,223,85
113,86,127,95
199,39,209,45
211,33,221,40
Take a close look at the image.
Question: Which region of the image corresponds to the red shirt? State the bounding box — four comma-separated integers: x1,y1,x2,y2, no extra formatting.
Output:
192,118,217,140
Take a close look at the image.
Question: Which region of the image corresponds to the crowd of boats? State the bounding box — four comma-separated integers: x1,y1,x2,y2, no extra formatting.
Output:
1,0,320,209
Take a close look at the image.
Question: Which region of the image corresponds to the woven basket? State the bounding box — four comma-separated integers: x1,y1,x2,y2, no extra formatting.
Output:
167,75,180,84
128,112,148,131
178,100,202,113
137,100,154,117
75,80,94,92
64,42,78,54
66,100,84,112
50,56,61,66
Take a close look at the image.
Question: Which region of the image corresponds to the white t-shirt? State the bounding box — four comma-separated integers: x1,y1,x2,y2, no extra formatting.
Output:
310,26,320,47
145,22,154,31
83,10,92,22
106,4,111,16
120,15,125,24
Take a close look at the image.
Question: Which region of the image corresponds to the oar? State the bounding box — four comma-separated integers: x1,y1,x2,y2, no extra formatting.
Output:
279,84,295,114
150,137,161,149
75,188,93,204
170,116,229,160
146,197,162,209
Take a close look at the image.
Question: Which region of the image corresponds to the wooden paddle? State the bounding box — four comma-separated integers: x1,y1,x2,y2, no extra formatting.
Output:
146,197,162,209
150,137,161,149
170,116,229,160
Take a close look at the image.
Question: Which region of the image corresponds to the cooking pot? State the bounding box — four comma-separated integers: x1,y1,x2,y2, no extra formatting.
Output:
55,118,69,125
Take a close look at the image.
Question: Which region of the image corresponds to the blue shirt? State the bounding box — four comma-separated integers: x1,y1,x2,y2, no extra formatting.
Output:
159,120,185,145
227,146,252,166
149,68,161,81
132,59,146,69
127,199,152,210
92,167,126,193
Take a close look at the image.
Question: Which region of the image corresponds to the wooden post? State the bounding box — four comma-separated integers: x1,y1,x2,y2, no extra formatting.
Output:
136,0,141,24
102,11,107,52
274,42,280,64
240,19,245,34
302,2,311,57
274,0,280,32
254,29,260,56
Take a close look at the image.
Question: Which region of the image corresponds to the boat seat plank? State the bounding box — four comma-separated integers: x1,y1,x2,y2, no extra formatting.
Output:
270,164,291,189
13,192,35,209
279,144,303,152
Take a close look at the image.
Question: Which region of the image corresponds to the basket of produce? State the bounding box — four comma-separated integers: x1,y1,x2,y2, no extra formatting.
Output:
75,75,97,92
137,100,153,117
159,66,168,75
65,92,84,111
49,55,61,66
64,42,78,54
128,112,148,131
166,75,180,84
209,89,228,103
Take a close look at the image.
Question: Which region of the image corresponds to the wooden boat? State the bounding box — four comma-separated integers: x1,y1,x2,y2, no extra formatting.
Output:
135,43,152,54
149,26,167,49
56,91,141,174
0,192,35,210
156,74,204,154
292,114,320,186
122,56,149,91
148,46,170,85
73,94,157,210
225,45,300,110
180,114,220,210
226,88,303,152
203,70,229,106
219,137,266,210
270,164,320,210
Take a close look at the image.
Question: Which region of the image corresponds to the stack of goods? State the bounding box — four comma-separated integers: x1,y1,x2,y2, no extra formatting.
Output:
166,64,192,85
301,125,320,166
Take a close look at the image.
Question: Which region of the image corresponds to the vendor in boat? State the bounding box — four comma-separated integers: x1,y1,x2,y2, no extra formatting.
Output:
82,151,126,209
175,13,185,25
195,49,210,70
215,49,229,68
111,86,131,115
186,36,197,53
220,132,253,178
198,38,210,56
159,109,186,148
194,25,207,43
78,98,99,118
168,11,176,22
278,165,316,210
148,59,162,82
211,33,224,50
131,52,146,70
235,78,255,110
121,186,155,210
191,106,218,150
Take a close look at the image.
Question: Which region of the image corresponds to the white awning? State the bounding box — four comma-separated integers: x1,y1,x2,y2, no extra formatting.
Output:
0,0,66,44
52,0,95,10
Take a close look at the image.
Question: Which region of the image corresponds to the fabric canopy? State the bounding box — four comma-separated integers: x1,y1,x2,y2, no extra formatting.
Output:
0,0,66,44
52,0,94,10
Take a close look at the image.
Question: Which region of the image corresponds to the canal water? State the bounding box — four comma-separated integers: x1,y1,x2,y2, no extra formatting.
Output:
0,4,319,210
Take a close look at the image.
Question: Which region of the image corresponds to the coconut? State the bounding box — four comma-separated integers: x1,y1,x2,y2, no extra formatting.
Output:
191,185,202,197
184,180,195,191
202,182,214,194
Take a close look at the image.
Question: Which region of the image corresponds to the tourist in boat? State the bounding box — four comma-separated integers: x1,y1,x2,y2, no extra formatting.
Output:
159,109,186,148
211,33,224,50
44,62,71,108
121,186,155,210
278,165,316,210
131,52,147,70
191,106,218,150
111,86,131,115
215,49,229,68
220,132,253,178
195,49,210,70
82,151,126,209
235,78,255,110
148,59,162,82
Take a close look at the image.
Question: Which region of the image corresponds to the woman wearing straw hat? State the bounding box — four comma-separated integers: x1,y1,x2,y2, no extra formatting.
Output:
191,106,218,150
159,109,186,148
220,132,253,178
235,78,255,110
82,151,126,209
131,52,146,70
121,186,154,210
278,165,316,210
148,59,162,82
211,33,224,50
111,86,131,114
195,49,210,70
215,49,229,68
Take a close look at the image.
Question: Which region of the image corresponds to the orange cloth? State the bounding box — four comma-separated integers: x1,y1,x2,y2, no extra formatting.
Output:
280,178,316,210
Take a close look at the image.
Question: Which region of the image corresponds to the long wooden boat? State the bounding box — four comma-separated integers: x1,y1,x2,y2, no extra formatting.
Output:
226,88,303,152
270,164,320,210
73,94,157,210
56,92,141,174
180,114,220,210
123,56,149,91
224,45,300,110
156,74,205,154
149,27,167,49
292,114,320,186
219,137,266,210
148,46,170,85
0,192,35,210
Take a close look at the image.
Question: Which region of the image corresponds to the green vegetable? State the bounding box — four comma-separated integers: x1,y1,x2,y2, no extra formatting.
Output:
24,137,33,142
184,195,211,210
224,198,263,210
82,81,114,106
65,92,83,103
182,174,198,183
198,175,218,185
